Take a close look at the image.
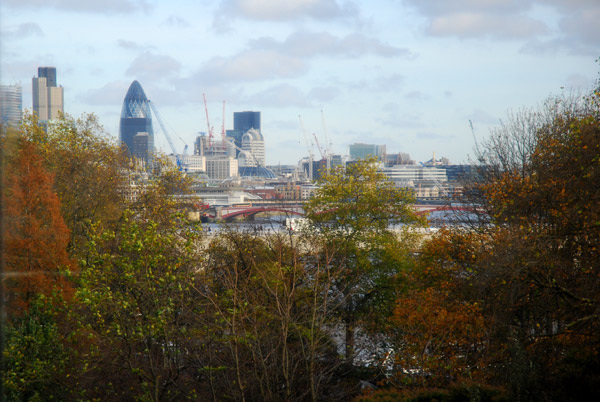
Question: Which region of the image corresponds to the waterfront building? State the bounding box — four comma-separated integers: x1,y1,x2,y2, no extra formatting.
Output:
381,164,447,188
119,81,154,165
32,66,63,123
0,84,22,128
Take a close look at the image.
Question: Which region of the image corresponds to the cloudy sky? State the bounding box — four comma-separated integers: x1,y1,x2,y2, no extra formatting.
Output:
1,0,598,164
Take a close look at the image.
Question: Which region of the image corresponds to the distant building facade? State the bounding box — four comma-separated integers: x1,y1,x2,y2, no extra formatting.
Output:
206,157,238,180
32,66,63,122
119,80,154,165
349,143,386,161
0,84,22,128
381,165,447,188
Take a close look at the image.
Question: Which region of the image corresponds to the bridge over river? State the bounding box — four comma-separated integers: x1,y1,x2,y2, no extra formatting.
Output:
204,203,477,222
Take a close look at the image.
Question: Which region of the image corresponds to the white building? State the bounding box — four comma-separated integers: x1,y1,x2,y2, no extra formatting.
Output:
381,165,447,188
239,128,265,167
205,157,239,180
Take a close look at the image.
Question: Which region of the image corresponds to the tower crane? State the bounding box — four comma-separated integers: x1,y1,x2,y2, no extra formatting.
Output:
148,100,188,171
313,132,326,159
221,100,227,151
321,109,332,173
202,93,214,149
299,115,314,181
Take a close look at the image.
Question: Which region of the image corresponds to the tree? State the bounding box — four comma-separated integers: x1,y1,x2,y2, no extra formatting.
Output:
21,112,132,260
389,229,489,389
462,88,600,400
304,158,422,366
76,210,203,401
2,135,74,314
196,228,343,401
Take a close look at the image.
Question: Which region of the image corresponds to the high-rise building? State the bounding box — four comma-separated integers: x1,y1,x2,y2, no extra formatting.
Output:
0,84,23,128
38,67,57,87
119,81,154,165
32,66,63,122
234,111,261,132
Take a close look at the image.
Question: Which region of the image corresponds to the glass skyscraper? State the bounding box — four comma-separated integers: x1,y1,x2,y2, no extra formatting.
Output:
0,84,23,128
38,67,57,87
119,80,154,165
234,111,261,132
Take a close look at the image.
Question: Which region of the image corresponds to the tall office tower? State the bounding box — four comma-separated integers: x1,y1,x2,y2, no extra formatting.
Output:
119,80,154,165
0,84,23,128
32,66,64,123
234,111,261,132
38,67,57,87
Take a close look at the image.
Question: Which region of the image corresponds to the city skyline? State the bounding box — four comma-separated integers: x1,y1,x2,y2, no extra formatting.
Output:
1,0,597,165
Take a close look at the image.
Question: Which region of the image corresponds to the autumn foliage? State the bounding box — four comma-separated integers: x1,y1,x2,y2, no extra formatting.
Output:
3,135,74,313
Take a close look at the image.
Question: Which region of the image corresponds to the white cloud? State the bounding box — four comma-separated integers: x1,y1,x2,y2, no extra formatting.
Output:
117,40,151,51
80,80,130,106
163,15,190,27
125,52,182,82
194,50,307,84
216,0,358,21
252,31,413,58
466,109,499,125
403,0,599,53
428,12,547,39
404,90,429,100
416,131,453,141
1,22,44,39
243,84,310,107
178,31,411,93
308,86,341,102
3,0,150,14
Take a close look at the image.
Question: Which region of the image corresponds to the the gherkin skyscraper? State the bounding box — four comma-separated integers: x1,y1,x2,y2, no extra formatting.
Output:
119,80,154,164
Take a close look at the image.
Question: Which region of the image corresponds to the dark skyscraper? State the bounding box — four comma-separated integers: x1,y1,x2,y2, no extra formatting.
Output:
119,81,154,164
228,111,261,157
38,67,57,87
234,111,261,132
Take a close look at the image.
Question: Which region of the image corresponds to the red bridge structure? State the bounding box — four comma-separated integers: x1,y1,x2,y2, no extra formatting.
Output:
204,203,480,222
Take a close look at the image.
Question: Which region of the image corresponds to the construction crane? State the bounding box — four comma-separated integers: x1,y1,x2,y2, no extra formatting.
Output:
469,119,485,162
299,115,313,181
313,132,326,159
321,109,332,173
202,93,214,149
148,100,177,155
221,100,227,151
148,100,188,171
224,137,260,167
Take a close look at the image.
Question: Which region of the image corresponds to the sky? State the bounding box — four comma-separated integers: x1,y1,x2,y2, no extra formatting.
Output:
1,0,598,165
